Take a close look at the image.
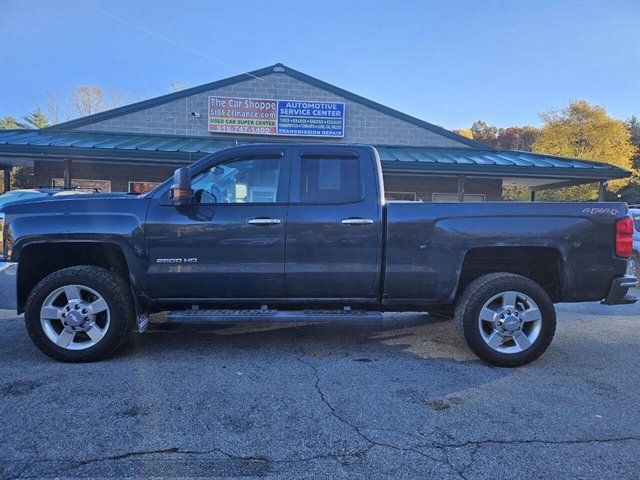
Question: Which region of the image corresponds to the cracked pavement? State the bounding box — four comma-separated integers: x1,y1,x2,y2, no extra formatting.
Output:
0,294,638,479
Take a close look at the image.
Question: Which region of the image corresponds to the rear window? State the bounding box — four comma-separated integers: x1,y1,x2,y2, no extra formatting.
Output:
299,157,361,203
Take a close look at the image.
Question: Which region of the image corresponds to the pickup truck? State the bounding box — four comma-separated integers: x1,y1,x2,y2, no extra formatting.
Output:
0,144,636,366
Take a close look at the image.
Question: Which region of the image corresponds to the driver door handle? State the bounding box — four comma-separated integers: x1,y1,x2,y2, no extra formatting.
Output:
248,218,282,225
341,218,374,225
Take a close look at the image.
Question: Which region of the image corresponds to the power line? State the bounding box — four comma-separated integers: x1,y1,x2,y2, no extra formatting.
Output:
78,0,266,83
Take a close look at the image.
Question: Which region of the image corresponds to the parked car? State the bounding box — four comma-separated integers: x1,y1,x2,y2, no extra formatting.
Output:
628,207,640,276
0,144,636,366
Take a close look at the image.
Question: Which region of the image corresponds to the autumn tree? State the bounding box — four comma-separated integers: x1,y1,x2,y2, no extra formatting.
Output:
533,100,636,200
453,128,473,139
627,116,640,171
470,121,499,147
497,126,539,151
464,121,539,151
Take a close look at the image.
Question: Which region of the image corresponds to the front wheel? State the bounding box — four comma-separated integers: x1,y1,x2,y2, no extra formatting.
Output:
454,273,556,367
25,266,134,362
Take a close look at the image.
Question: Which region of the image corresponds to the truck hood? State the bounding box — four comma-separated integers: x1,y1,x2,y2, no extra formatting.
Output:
0,192,147,215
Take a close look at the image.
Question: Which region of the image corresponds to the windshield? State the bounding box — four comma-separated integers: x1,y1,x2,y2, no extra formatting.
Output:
0,191,49,207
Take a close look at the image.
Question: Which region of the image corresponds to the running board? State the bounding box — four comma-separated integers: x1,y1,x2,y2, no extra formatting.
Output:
166,308,382,324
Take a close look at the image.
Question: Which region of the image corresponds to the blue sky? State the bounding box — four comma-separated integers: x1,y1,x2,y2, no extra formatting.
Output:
0,0,638,129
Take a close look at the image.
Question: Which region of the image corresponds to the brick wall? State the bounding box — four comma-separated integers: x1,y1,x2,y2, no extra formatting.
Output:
75,72,468,148
383,174,503,202
34,160,503,199
34,160,178,193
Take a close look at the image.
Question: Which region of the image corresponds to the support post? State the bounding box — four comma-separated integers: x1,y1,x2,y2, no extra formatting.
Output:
63,158,72,189
530,190,536,202
457,175,465,202
3,168,11,193
598,181,607,202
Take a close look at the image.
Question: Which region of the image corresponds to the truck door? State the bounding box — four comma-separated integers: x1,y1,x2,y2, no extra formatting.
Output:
285,146,383,298
145,147,291,300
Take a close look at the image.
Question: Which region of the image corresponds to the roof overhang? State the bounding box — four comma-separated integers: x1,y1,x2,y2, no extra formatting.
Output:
0,130,632,189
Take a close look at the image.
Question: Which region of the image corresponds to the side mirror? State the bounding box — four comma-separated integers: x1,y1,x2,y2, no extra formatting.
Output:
170,167,193,206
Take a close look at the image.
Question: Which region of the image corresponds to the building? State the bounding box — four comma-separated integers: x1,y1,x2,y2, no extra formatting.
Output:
0,63,630,199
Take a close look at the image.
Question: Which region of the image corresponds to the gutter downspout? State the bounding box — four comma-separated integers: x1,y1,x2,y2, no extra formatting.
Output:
63,158,72,189
598,181,607,202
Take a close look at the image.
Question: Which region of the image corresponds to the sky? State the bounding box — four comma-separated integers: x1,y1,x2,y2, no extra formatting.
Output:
0,0,638,130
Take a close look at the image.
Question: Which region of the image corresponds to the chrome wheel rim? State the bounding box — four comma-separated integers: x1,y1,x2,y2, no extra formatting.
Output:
40,285,110,351
478,291,542,354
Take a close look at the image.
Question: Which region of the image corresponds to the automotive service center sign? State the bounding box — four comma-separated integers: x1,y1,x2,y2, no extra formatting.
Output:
208,96,345,137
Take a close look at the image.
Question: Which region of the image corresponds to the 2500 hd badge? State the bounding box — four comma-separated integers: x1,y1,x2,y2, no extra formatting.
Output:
156,258,198,264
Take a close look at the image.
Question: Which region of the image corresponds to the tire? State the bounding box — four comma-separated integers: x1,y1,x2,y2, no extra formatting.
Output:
25,266,134,362
454,273,556,367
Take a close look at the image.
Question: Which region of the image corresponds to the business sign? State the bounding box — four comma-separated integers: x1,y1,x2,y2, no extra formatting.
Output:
209,96,345,137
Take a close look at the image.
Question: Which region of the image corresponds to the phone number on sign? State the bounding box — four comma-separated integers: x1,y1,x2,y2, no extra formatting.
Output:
211,125,275,134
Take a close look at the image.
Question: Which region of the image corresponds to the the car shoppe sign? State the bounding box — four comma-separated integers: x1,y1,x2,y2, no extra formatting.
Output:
208,96,345,137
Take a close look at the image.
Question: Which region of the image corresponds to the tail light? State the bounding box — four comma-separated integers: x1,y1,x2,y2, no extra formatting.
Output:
615,217,634,258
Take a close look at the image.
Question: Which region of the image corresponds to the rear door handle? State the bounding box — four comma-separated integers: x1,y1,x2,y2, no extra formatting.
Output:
341,218,374,225
248,218,282,225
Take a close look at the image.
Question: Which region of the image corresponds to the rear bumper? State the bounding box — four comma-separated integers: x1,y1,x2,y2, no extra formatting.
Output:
0,262,17,311
601,275,638,305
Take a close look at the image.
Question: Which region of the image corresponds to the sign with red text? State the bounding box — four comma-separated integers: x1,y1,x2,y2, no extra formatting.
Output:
208,97,277,135
209,96,345,137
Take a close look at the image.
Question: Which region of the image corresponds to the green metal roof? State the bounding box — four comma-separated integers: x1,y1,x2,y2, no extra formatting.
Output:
0,129,631,181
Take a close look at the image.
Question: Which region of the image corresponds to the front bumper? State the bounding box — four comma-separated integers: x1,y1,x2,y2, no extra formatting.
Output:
601,275,638,305
0,262,17,311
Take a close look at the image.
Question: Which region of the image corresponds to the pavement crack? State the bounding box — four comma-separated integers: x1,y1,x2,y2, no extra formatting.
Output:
3,446,270,480
290,337,447,467
431,436,640,449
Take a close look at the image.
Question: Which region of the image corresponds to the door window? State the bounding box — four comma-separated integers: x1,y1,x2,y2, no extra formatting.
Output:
299,157,361,203
191,157,282,204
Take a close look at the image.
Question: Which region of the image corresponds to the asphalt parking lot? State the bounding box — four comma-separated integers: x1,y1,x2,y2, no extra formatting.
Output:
0,293,638,480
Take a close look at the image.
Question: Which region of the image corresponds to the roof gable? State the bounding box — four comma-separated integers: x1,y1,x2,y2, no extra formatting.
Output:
51,63,485,148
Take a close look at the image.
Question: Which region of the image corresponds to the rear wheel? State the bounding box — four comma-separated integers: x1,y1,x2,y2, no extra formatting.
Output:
454,273,556,367
25,266,133,362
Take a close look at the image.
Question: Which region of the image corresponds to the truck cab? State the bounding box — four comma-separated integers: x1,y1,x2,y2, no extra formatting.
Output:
144,144,383,305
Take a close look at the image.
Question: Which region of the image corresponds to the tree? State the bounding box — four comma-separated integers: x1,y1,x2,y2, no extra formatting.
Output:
470,121,499,147
453,128,473,139
72,86,105,116
496,126,539,151
533,100,636,200
45,91,62,125
0,116,26,129
23,108,50,129
627,116,640,171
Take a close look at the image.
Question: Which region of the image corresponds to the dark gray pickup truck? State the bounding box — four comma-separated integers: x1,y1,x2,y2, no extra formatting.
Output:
0,144,636,366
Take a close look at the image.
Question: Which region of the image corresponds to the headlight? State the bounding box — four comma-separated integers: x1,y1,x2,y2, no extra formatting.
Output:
0,212,4,260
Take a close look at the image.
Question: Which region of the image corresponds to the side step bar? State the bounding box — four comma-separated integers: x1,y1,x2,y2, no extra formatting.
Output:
166,308,382,324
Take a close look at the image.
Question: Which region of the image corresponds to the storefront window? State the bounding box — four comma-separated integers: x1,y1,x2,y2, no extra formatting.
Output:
52,178,111,192
129,181,161,194
432,193,485,202
386,191,417,201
